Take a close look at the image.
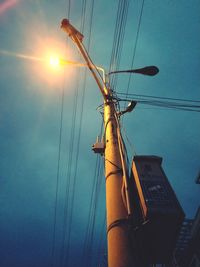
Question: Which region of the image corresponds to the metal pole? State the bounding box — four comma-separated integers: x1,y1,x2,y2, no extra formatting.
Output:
61,19,136,267
104,99,135,267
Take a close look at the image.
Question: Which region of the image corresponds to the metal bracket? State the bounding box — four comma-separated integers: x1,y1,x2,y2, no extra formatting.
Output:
92,136,105,155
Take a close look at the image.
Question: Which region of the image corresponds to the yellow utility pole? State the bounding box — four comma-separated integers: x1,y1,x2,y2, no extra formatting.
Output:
61,18,135,267
60,19,158,267
104,100,134,267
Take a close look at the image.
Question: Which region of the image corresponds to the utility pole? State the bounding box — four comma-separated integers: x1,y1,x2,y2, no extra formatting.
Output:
60,19,158,267
104,100,135,267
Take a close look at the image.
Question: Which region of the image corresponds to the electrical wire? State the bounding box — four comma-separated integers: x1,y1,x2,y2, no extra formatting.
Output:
113,105,132,215
64,73,87,267
117,91,200,103
82,155,101,266
82,121,105,267
58,2,86,267
109,0,129,73
96,213,106,267
59,70,80,267
109,0,130,91
124,0,144,99
121,126,137,156
50,1,72,266
87,160,104,267
138,103,200,113
61,1,97,267
127,99,200,113
51,76,65,267
116,92,200,113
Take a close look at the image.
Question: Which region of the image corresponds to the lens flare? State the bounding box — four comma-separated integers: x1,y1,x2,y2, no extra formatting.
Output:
0,0,18,16
0,49,43,62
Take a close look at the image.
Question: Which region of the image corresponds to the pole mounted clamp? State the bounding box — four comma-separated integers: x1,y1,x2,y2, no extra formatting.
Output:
92,136,105,155
107,218,131,235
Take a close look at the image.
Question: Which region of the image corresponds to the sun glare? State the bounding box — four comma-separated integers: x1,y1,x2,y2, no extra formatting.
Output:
49,56,60,68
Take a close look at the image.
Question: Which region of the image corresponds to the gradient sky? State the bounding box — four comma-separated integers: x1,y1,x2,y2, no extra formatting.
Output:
0,1,200,267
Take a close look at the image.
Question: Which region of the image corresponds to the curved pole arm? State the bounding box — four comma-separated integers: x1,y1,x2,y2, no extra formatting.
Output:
61,19,108,100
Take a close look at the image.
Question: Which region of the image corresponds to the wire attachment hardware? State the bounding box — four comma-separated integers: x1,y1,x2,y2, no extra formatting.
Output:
92,136,105,155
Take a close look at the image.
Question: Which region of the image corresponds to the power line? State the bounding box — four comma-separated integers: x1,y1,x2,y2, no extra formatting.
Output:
51,71,66,267
138,101,200,112
125,0,145,98
84,157,104,267
117,91,200,103
96,213,106,267
61,1,96,267
82,120,105,267
119,0,144,125
82,155,101,266
59,70,80,267
50,0,73,265
118,97,200,113
109,0,130,91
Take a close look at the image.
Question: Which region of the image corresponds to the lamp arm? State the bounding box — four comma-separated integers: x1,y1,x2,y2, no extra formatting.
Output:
61,19,108,100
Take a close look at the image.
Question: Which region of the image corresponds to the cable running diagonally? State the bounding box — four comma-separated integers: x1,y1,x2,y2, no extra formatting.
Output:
51,1,74,265
61,1,96,267
59,70,80,267
117,91,200,103
51,73,65,267
96,213,107,267
82,155,101,266
81,120,105,267
83,120,104,266
51,0,72,263
88,162,104,267
109,0,130,91
117,96,200,113
124,0,144,99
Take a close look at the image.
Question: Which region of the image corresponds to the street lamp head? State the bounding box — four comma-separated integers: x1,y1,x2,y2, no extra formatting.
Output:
61,19,84,42
131,66,159,76
109,65,159,76
118,101,137,116
126,100,137,112
49,56,60,68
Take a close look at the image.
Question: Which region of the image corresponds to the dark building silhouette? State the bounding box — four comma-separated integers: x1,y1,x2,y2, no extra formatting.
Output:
195,171,200,184
174,207,200,267
130,155,185,266
174,218,194,264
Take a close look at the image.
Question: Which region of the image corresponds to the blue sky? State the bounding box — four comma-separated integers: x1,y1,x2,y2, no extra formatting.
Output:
0,1,200,267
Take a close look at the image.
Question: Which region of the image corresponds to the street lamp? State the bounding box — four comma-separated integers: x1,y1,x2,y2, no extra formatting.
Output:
60,18,159,267
108,65,159,76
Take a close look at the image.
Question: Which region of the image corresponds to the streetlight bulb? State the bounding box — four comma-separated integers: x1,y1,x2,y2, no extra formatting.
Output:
49,56,60,68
